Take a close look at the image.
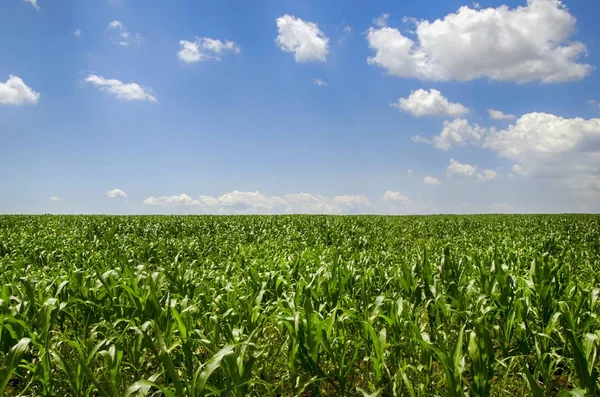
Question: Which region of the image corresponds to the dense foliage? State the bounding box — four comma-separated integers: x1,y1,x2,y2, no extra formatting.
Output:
0,215,599,396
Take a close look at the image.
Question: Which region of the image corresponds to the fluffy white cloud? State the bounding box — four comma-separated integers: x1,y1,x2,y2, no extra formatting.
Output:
382,190,409,202
74,29,82,37
412,118,486,150
367,0,591,83
144,194,199,207
407,169,414,175
424,176,440,185
313,78,328,87
50,196,60,201
415,112,600,197
108,20,142,46
0,75,40,106
143,190,372,214
332,195,372,209
25,0,39,11
484,112,600,194
447,158,477,176
393,89,469,117
381,190,436,214
485,113,600,159
446,158,498,181
85,75,157,102
178,37,240,63
107,189,128,199
489,109,516,120
589,100,600,109
275,15,329,62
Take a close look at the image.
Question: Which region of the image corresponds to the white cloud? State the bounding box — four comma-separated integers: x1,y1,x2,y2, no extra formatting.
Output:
144,194,200,207
25,0,39,11
85,75,157,102
407,169,414,175
178,37,240,63
484,112,600,194
485,113,600,160
381,191,437,214
489,109,516,120
424,176,440,185
108,20,142,46
413,118,487,150
393,88,469,117
382,190,409,202
74,29,82,37
512,164,526,176
50,196,60,201
446,158,498,181
338,25,352,45
107,189,128,199
366,0,591,83
0,75,40,106
414,112,600,198
332,195,372,210
477,169,498,181
275,14,329,62
447,158,477,176
373,13,390,27
313,78,328,87
589,100,600,109
143,190,372,214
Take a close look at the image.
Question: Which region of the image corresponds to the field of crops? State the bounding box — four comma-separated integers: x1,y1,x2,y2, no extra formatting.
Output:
0,215,599,396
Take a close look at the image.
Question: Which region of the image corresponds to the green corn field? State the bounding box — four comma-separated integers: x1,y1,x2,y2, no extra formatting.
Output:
0,215,599,396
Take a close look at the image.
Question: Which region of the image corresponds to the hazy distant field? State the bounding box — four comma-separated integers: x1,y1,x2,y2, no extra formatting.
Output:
1,215,599,396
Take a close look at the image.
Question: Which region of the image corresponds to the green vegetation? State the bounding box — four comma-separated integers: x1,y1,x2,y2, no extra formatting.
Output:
1,214,599,396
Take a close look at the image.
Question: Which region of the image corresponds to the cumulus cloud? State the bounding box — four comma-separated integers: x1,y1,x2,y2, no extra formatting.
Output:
178,37,240,63
143,190,372,214
393,89,469,117
484,112,600,194
107,189,128,199
446,158,498,181
418,112,600,197
85,75,157,102
489,109,516,120
367,0,591,83
313,78,328,87
50,196,60,201
413,118,486,150
0,75,40,106
424,176,440,185
108,20,142,46
276,14,329,62
382,190,409,202
447,158,477,176
381,190,436,214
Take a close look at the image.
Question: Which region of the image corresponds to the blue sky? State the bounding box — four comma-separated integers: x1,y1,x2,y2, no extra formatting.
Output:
1,0,599,214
